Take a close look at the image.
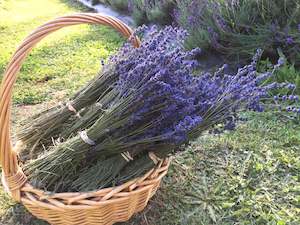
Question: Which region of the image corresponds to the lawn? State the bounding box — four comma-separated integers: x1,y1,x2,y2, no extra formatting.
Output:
0,0,124,105
0,1,300,225
126,112,300,225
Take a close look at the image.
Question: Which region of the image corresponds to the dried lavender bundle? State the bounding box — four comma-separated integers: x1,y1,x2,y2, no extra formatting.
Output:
23,93,138,189
18,26,186,156
71,154,131,192
24,76,190,191
67,50,300,192
18,63,118,153
24,26,199,191
60,88,119,139
24,26,300,193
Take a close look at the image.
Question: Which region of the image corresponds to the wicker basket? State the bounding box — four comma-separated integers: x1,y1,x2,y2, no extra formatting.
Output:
0,13,170,225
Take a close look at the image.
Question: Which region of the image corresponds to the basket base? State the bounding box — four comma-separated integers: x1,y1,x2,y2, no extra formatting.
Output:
21,174,165,225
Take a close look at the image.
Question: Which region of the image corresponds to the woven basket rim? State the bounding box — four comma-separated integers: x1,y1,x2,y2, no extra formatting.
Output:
15,158,170,210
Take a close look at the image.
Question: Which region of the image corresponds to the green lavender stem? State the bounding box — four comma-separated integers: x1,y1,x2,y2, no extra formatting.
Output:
18,64,118,152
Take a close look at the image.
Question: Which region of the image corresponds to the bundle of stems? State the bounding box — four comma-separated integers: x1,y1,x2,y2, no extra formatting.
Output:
68,93,250,192
60,87,119,139
18,64,118,154
24,87,173,190
72,144,173,192
69,52,300,192
23,26,189,191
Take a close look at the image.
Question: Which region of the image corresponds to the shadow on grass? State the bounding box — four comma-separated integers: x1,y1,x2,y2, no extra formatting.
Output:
1,204,48,225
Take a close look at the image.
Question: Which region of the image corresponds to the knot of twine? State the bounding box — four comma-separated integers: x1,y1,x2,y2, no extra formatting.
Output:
120,152,162,164
121,151,133,162
66,102,81,118
79,130,96,146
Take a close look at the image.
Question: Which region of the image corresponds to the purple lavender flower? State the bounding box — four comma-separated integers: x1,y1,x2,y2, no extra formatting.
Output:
188,16,197,27
270,23,277,33
104,26,299,148
127,0,133,12
215,15,229,31
286,36,294,45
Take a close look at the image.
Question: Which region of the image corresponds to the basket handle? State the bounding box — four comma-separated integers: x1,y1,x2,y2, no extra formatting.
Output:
0,13,140,199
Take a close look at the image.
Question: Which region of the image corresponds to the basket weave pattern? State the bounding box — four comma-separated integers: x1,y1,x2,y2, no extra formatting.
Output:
0,13,170,225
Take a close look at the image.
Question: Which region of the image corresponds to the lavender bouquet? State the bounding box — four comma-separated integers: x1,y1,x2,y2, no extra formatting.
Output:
24,26,299,192
18,63,119,156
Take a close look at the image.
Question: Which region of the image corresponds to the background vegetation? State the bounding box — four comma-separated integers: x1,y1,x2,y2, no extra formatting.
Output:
92,0,176,25
128,0,176,25
92,0,300,68
259,59,300,95
176,0,300,66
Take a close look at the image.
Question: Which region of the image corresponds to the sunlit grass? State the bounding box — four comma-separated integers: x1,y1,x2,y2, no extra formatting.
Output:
0,0,124,104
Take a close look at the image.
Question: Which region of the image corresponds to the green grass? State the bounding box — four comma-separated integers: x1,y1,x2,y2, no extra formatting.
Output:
259,58,300,95
123,112,300,225
0,0,124,104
